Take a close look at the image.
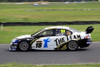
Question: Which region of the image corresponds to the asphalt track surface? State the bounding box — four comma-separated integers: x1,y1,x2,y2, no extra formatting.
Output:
0,42,100,65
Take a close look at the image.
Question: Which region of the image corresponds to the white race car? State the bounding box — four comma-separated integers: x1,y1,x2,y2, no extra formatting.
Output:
9,26,94,51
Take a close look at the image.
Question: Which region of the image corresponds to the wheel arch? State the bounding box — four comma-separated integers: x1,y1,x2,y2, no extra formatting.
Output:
67,40,79,51
17,39,32,51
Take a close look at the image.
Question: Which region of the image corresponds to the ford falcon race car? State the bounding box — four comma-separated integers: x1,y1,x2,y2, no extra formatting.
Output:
9,26,94,51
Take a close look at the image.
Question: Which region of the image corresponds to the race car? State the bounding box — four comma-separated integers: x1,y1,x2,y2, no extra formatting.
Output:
9,26,94,51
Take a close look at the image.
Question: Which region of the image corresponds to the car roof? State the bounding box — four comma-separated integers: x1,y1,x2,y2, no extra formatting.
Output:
44,26,70,30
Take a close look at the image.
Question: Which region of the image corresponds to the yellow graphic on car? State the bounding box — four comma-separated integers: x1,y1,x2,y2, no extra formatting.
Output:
61,29,65,33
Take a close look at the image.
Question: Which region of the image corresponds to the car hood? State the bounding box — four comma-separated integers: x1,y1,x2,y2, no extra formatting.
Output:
16,35,31,39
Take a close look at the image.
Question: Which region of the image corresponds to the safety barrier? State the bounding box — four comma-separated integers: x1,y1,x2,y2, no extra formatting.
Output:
0,21,100,26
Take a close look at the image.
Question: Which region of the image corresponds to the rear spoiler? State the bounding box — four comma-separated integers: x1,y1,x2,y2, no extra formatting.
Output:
86,26,94,34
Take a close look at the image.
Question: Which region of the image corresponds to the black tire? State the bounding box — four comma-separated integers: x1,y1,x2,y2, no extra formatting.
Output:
18,41,30,51
67,41,78,51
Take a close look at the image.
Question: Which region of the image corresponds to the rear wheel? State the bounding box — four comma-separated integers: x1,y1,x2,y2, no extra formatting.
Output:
18,41,30,51
67,41,78,51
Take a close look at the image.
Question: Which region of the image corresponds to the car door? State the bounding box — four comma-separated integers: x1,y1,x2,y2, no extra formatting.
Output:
31,29,56,50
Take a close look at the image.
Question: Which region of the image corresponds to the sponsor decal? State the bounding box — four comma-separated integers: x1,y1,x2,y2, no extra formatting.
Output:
55,35,81,46
55,37,65,46
74,35,76,39
77,35,81,39
36,41,42,48
43,38,50,48
67,35,81,41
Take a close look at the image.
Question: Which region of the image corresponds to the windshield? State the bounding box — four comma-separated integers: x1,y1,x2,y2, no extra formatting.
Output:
31,29,43,36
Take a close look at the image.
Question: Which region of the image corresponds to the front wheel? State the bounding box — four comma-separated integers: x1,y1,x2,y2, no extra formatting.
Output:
67,41,78,51
18,41,30,51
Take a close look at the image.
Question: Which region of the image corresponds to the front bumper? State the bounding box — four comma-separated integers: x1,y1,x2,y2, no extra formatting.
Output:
9,43,18,51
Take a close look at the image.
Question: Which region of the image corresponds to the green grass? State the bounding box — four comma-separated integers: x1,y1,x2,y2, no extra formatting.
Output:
0,63,100,67
0,24,99,44
0,2,100,22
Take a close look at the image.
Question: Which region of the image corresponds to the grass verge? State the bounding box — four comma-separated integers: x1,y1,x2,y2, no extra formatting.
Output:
0,2,100,22
0,63,100,67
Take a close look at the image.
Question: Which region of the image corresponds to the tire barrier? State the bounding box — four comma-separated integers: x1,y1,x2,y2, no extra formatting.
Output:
0,21,100,26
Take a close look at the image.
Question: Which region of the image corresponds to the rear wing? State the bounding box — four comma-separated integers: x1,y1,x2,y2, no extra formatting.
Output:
86,26,94,34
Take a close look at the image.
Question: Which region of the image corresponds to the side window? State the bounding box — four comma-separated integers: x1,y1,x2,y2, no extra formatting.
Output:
55,29,65,36
39,29,54,36
66,30,72,36
55,29,72,36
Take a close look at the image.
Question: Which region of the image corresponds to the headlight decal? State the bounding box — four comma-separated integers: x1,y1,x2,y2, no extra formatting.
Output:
12,40,19,43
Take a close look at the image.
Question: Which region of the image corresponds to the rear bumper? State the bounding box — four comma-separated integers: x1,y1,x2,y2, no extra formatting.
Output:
78,38,92,48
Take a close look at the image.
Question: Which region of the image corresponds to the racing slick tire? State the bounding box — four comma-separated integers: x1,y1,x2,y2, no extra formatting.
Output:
67,40,78,51
18,41,30,51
